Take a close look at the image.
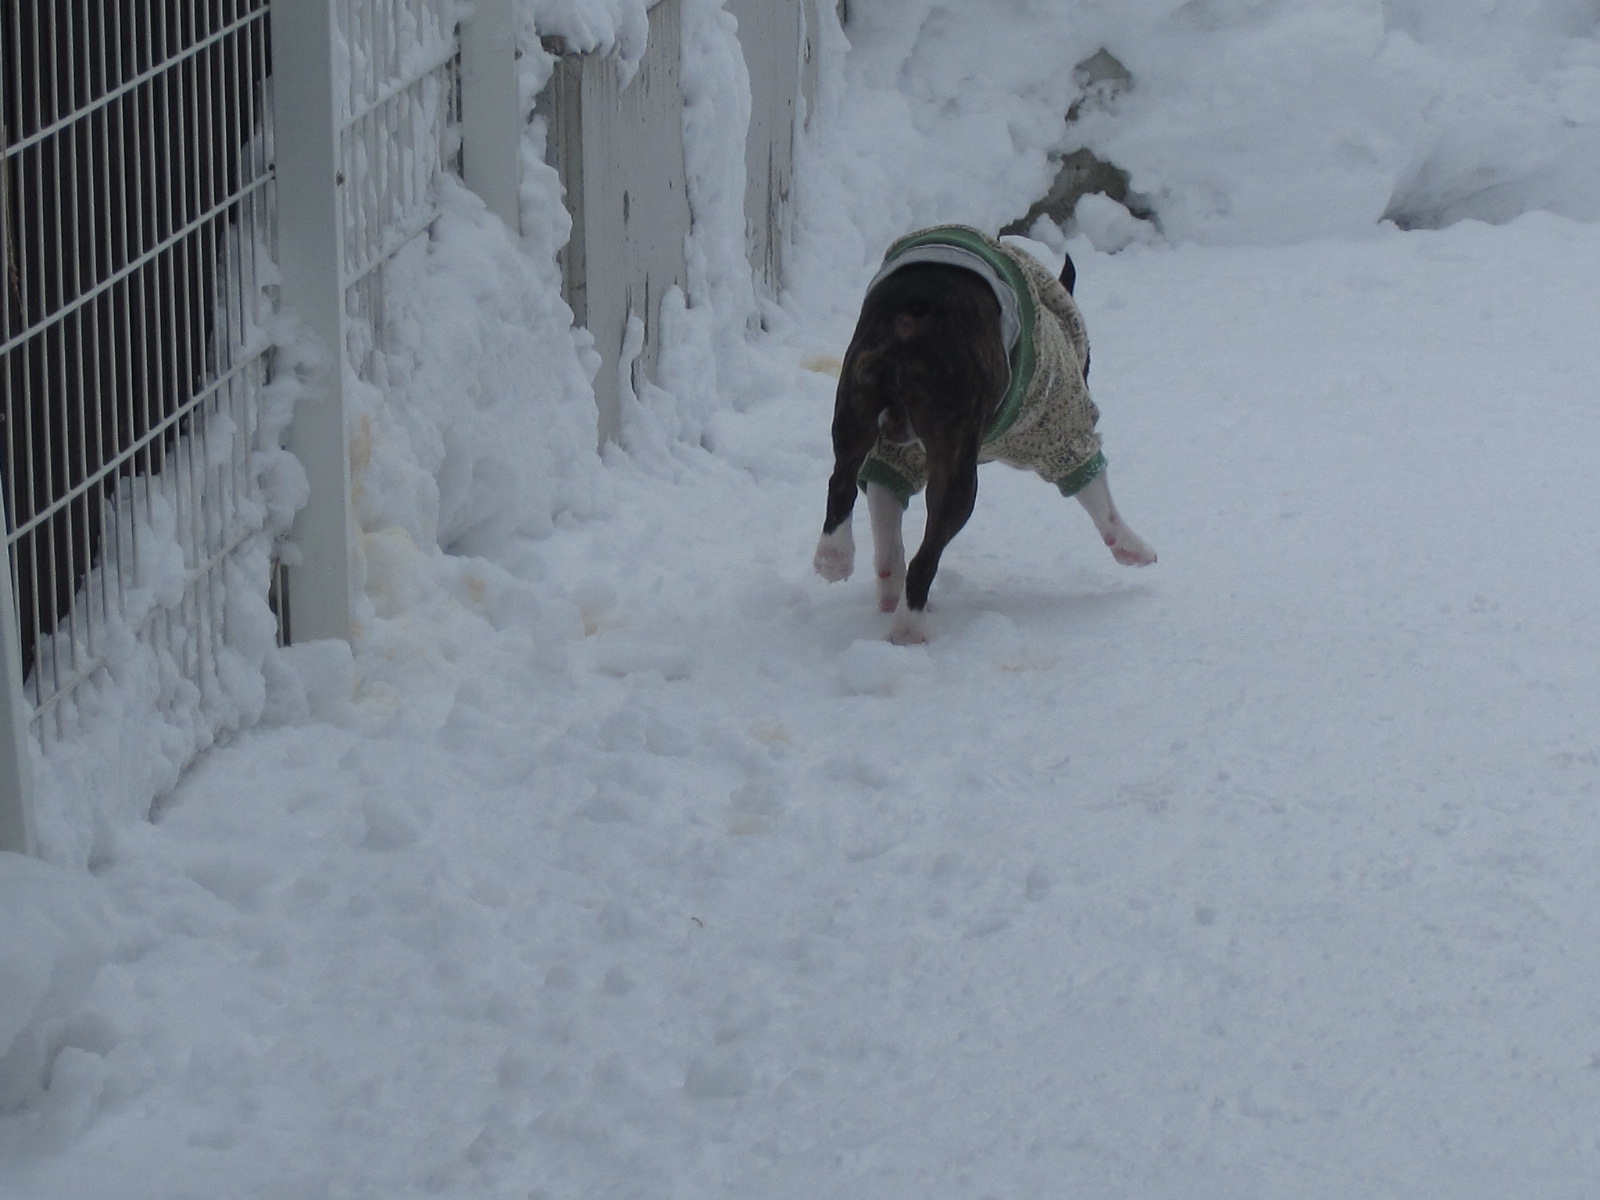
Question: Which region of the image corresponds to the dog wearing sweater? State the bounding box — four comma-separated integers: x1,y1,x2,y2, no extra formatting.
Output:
813,225,1155,644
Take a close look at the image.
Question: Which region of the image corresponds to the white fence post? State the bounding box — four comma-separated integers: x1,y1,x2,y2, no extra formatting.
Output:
271,0,355,643
460,0,524,233
1,492,36,857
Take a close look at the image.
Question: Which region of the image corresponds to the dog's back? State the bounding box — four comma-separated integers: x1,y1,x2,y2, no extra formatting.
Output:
841,262,1010,448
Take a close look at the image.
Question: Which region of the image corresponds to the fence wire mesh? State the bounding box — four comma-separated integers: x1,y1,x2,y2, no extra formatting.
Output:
2,0,276,744
335,0,460,387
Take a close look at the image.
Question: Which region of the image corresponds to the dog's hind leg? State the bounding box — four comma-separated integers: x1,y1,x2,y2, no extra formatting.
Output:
814,381,880,582
891,452,979,644
867,482,907,612
1076,468,1157,566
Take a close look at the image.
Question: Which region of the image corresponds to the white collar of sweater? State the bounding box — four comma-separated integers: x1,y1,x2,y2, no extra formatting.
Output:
866,242,1023,359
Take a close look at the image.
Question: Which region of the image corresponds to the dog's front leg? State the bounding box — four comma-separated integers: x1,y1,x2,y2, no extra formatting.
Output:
866,482,906,612
1076,468,1157,566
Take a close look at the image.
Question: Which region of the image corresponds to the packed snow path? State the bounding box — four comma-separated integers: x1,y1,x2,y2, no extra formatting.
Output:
7,218,1600,1198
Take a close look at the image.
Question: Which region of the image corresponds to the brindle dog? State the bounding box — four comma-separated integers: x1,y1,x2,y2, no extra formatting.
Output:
814,248,1154,644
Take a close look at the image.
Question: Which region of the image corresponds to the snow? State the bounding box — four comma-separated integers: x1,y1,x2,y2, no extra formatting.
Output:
7,0,1600,1196
784,0,1600,275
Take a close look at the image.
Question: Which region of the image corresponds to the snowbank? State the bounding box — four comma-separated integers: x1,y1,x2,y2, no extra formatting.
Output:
1096,0,1600,242
0,856,115,1152
352,177,601,567
791,0,1600,267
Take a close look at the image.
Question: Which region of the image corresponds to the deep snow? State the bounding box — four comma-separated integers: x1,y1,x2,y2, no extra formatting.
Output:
6,0,1600,1197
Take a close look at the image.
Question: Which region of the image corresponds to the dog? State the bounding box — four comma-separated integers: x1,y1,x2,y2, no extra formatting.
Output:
813,225,1155,644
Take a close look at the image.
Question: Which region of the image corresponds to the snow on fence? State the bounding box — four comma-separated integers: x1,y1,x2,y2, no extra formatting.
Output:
2,0,823,856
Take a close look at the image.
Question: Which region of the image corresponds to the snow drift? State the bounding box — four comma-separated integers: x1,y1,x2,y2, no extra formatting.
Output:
797,0,1600,264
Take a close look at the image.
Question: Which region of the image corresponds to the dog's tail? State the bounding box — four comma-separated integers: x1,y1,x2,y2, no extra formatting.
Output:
847,262,1006,439
853,265,991,372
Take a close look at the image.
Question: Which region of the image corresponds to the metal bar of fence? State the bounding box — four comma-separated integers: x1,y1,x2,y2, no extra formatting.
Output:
271,0,355,645
1,486,36,857
459,0,520,233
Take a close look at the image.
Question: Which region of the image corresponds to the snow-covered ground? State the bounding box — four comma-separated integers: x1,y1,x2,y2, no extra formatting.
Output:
7,1,1600,1197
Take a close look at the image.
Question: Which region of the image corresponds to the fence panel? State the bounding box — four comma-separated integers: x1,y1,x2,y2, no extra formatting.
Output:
727,0,801,296
542,0,691,448
2,1,276,835
0,0,517,850
2,0,814,853
541,0,841,441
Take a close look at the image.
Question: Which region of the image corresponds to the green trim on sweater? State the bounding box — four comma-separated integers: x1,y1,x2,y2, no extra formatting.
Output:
856,458,916,509
1053,451,1107,498
879,225,1037,443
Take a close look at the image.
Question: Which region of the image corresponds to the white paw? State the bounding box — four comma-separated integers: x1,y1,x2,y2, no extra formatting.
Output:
888,603,928,645
1106,529,1157,567
814,528,855,582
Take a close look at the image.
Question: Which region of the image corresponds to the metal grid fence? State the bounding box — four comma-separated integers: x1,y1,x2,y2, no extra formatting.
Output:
1,1,275,742
1,0,478,854
1,0,821,857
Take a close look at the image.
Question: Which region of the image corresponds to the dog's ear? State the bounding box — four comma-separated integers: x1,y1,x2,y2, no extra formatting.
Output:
1058,253,1077,296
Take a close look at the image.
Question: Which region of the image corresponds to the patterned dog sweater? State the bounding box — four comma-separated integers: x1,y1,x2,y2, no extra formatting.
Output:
857,225,1106,507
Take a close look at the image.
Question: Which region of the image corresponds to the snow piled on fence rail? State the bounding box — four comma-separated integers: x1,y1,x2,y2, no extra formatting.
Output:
4,0,1600,1196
